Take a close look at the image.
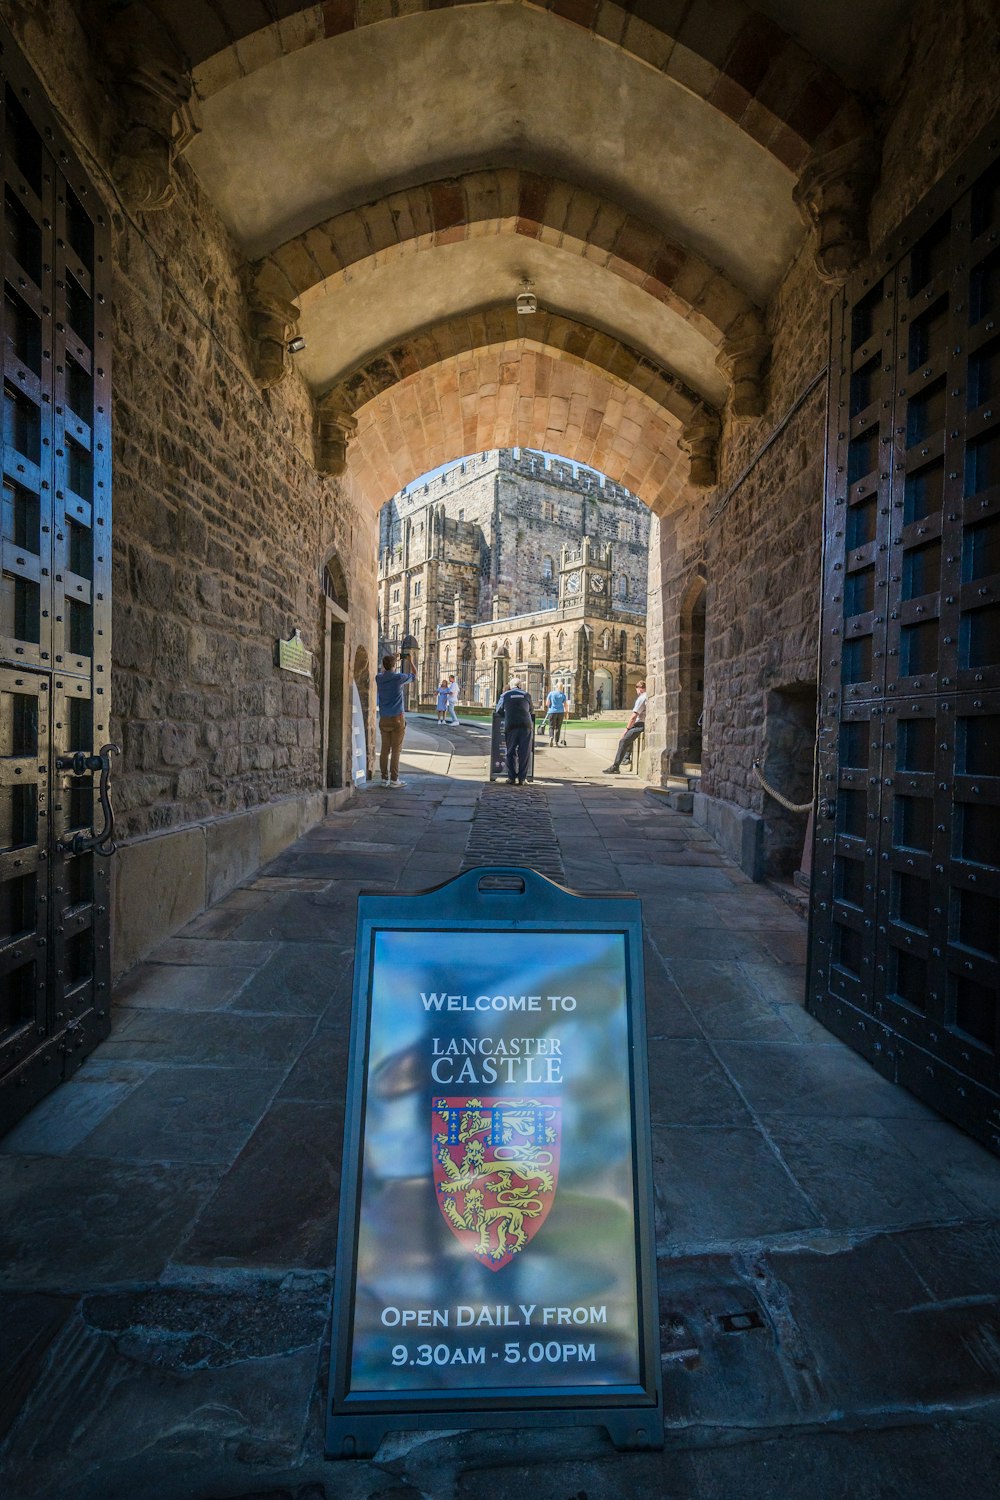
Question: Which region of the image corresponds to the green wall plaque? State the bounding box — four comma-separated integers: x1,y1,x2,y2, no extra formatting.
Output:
277,628,313,676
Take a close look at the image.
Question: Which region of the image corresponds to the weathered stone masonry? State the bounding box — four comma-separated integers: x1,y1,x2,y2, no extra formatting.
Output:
109,171,376,960
651,0,1000,881
1,0,377,969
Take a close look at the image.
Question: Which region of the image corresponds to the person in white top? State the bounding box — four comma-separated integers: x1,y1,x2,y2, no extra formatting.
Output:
445,674,460,725
603,681,647,773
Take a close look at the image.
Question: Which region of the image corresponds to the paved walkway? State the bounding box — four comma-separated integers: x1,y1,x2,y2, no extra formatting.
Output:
2,722,999,1499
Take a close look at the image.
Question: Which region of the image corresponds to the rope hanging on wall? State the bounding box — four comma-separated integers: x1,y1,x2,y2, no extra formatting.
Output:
751,760,813,814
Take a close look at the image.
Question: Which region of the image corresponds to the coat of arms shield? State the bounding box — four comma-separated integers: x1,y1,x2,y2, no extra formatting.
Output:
431,1097,560,1271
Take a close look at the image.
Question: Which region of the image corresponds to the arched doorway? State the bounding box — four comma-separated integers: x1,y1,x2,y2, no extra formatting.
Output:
321,553,350,788
593,667,614,711
674,574,707,774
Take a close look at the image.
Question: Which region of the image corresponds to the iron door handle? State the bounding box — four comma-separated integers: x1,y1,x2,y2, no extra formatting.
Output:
55,742,122,856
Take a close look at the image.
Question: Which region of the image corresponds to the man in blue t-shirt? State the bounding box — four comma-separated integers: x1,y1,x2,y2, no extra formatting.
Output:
495,680,534,785
375,651,416,787
544,682,569,746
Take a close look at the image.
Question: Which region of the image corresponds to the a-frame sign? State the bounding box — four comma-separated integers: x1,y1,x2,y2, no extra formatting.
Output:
327,867,662,1457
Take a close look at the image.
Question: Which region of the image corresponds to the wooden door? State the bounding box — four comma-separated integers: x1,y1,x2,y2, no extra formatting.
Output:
810,119,1000,1153
0,24,114,1132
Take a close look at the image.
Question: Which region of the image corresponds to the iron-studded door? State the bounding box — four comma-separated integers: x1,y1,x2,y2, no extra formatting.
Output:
810,119,1000,1153
0,25,114,1133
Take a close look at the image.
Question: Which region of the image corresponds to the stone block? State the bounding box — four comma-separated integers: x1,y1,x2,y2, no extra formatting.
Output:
77,1064,282,1166
0,1291,75,1441
179,1101,345,1269
258,791,326,864
205,808,262,906
0,1155,219,1288
112,825,207,977
693,791,764,880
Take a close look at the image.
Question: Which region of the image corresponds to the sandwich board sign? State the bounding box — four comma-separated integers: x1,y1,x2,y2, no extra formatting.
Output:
327,866,662,1458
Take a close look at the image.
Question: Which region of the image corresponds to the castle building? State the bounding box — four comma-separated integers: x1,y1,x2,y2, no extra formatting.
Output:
377,449,649,709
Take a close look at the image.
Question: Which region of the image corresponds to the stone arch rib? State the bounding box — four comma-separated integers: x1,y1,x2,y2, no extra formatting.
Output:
340,344,715,518
255,168,763,357
322,308,709,433
318,308,723,484
182,1,863,173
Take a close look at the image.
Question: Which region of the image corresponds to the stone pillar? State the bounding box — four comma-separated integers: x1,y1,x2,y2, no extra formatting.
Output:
644,513,667,783
575,625,591,714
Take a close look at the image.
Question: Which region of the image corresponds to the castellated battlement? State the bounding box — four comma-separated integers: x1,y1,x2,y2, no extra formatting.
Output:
389,448,636,513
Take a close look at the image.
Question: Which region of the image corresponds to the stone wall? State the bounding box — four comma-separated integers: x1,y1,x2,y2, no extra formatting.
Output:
644,501,709,784
111,160,375,842
701,263,827,879
872,0,1000,245
3,1,378,966
687,1,999,878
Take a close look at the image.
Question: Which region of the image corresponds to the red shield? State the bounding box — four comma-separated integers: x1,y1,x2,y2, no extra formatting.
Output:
431,1097,560,1271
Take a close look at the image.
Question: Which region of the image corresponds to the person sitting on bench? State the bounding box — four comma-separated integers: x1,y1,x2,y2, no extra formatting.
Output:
603,681,647,774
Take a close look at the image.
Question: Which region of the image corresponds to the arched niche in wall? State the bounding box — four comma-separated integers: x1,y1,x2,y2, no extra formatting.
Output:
674,572,708,774
321,550,350,789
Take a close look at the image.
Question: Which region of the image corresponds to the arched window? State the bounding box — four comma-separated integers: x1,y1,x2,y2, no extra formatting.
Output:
557,630,565,651
528,635,537,655
601,630,611,651
444,645,451,662
323,551,348,608
634,636,643,662
480,642,487,660
618,574,628,600
541,555,554,580
516,638,524,662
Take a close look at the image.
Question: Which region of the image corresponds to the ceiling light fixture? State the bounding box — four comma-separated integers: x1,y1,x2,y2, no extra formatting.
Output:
515,277,537,315
287,334,307,353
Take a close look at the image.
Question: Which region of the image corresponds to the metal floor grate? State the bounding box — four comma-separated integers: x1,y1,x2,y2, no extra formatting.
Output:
460,783,565,880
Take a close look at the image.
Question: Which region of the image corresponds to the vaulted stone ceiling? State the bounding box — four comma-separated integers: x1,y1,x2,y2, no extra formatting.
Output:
142,0,913,506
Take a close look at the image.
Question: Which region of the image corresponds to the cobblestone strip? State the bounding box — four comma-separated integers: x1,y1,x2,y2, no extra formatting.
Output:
460,782,565,880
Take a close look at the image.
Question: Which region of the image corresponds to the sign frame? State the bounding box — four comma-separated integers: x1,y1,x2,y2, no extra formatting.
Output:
326,866,662,1459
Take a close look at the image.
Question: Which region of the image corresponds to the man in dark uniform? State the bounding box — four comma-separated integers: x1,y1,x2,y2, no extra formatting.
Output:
495,678,534,785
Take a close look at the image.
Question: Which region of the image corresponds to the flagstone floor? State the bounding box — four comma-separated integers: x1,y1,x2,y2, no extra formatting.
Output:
2,720,999,1500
